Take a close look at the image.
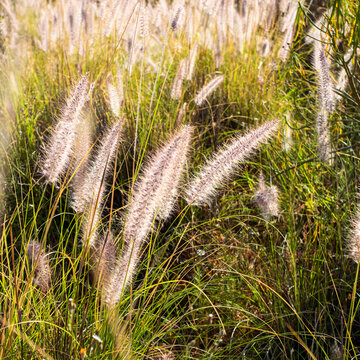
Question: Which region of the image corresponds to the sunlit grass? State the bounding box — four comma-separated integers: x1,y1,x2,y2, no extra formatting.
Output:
0,0,359,359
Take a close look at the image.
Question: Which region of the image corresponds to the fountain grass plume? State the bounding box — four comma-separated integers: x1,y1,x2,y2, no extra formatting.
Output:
103,126,192,307
171,59,186,100
156,125,193,219
90,230,117,292
71,114,94,204
185,120,279,206
316,108,331,163
347,207,360,263
81,202,101,249
261,39,271,58
71,118,123,213
254,172,280,220
41,75,89,184
186,43,198,81
278,0,299,61
313,41,335,113
175,102,187,127
123,126,192,242
138,2,149,38
313,41,334,163
170,4,185,32
107,77,121,117
116,66,124,107
27,240,52,293
194,75,224,106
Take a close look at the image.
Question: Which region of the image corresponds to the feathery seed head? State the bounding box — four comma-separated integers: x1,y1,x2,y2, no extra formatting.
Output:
71,114,94,210
316,109,331,163
171,59,186,100
175,102,187,127
138,3,149,38
27,240,51,293
71,118,123,214
254,173,280,219
348,210,360,263
185,120,279,206
330,342,343,360
279,26,295,62
41,75,89,184
156,125,193,219
195,75,224,106
313,41,335,113
170,5,185,32
107,77,121,117
305,12,328,44
261,39,271,57
90,231,117,292
116,66,124,106
186,43,198,81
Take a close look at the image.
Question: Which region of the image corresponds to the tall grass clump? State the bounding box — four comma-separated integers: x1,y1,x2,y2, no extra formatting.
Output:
0,0,360,358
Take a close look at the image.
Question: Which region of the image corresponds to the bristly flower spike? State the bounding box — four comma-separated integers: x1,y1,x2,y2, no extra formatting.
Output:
27,240,52,293
186,43,198,81
77,119,123,249
170,4,185,32
348,206,360,263
90,230,117,293
313,41,335,113
71,118,123,214
156,125,193,219
253,172,280,220
107,76,121,117
313,40,334,163
316,109,331,163
71,114,94,204
41,75,89,183
185,120,279,206
171,59,186,100
194,75,224,106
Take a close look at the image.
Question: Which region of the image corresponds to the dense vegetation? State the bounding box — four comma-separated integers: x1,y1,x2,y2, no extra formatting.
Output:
0,0,359,359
